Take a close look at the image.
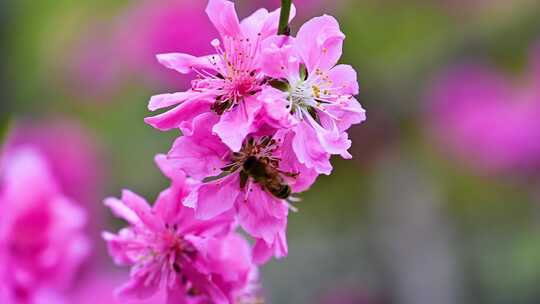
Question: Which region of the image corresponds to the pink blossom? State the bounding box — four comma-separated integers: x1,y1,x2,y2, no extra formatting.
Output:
0,147,90,303
145,0,296,152
259,15,366,174
167,113,317,263
426,61,540,174
102,155,256,303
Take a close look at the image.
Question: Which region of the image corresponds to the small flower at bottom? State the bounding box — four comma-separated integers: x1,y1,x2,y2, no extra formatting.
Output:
102,156,256,304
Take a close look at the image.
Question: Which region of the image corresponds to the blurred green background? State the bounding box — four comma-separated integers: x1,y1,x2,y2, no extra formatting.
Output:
3,0,540,303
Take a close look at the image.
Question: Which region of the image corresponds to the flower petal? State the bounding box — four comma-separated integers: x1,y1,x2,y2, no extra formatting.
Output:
148,92,194,111
277,130,318,192
252,230,288,264
295,15,345,72
156,53,214,74
120,190,162,231
237,187,287,244
328,64,359,95
193,174,240,220
144,97,212,131
320,97,366,133
240,4,296,38
206,234,252,282
168,114,228,179
292,121,332,175
260,35,299,79
213,96,263,152
206,0,241,38
103,197,138,224
306,113,352,158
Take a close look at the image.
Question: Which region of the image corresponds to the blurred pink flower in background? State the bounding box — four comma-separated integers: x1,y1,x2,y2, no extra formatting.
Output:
2,118,107,269
0,147,90,303
426,46,540,175
6,119,102,205
65,26,121,99
68,0,216,96
114,0,216,89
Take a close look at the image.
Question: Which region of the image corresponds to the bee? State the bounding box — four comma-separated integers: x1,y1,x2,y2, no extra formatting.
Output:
240,155,292,199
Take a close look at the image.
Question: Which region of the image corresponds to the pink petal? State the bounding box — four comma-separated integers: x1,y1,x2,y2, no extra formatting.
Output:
278,131,318,192
120,190,162,231
328,64,359,95
194,174,240,220
168,114,228,179
156,53,214,74
257,88,297,129
236,187,287,244
179,208,235,238
102,230,134,265
148,92,194,111
306,113,352,158
240,5,296,39
252,229,288,264
295,15,345,72
239,8,269,38
260,35,298,79
321,97,366,133
207,234,252,282
103,197,138,224
292,121,332,175
205,0,241,38
213,97,263,152
252,239,273,265
144,97,212,131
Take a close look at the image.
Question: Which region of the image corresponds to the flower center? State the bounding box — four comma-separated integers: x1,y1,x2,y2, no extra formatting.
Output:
290,80,318,111
194,36,263,115
162,223,196,259
221,136,280,173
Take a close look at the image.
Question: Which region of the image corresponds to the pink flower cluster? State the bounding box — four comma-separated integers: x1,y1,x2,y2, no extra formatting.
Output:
105,0,365,302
